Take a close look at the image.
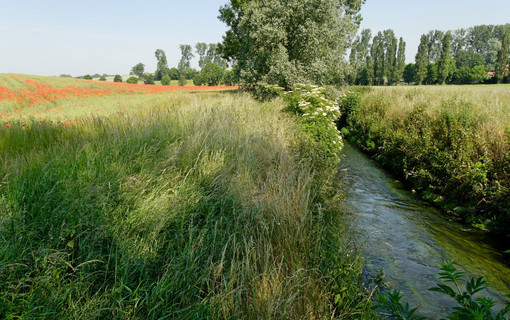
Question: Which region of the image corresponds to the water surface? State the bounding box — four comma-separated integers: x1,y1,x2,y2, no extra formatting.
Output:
339,143,510,318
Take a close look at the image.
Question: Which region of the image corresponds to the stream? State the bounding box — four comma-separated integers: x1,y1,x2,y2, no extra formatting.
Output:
339,143,510,319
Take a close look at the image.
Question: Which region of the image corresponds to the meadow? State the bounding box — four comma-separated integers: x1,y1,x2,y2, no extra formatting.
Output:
0,75,374,319
340,85,510,234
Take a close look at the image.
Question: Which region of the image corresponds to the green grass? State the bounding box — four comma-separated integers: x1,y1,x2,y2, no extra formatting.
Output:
0,88,374,319
341,85,510,234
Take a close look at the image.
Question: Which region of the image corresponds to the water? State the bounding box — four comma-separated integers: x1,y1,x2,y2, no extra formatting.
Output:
339,143,510,319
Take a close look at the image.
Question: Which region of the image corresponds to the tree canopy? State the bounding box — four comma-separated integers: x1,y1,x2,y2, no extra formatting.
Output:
219,0,364,89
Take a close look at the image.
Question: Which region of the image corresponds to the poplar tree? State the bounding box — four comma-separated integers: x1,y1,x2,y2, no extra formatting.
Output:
386,36,398,85
178,44,194,72
415,34,429,85
195,42,208,69
154,49,169,80
395,37,406,84
495,30,510,83
437,33,452,84
374,37,385,85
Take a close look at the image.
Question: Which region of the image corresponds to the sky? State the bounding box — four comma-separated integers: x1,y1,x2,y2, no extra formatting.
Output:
1,0,509,76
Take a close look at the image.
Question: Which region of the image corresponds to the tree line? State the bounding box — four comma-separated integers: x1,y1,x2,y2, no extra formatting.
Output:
349,24,510,86
128,43,234,86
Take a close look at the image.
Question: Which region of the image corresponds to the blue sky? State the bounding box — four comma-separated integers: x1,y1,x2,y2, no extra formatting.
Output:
1,0,509,76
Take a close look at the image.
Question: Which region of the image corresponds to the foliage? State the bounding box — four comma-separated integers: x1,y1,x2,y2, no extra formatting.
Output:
415,34,429,85
154,49,169,80
113,75,122,82
143,74,155,85
130,63,145,79
219,0,363,89
454,65,488,84
83,74,92,80
160,75,171,85
168,67,180,80
437,33,452,84
222,69,236,86
196,62,224,86
195,42,209,69
178,74,187,86
126,76,138,84
178,44,194,72
98,76,107,81
377,261,510,320
403,63,416,83
495,31,510,83
341,86,510,234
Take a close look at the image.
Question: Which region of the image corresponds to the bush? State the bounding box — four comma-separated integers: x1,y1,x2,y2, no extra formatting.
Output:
192,73,204,86
160,75,171,85
99,76,107,81
178,74,187,86
126,76,138,84
83,75,92,80
113,75,122,83
222,69,235,86
143,74,155,85
200,62,224,86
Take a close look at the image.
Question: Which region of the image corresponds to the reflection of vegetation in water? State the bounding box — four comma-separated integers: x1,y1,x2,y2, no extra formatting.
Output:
377,261,510,320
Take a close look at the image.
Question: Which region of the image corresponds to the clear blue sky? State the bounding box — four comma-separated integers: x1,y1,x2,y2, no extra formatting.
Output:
1,0,509,76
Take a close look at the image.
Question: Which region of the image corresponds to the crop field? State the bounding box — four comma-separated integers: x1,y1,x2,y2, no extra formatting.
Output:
0,73,237,125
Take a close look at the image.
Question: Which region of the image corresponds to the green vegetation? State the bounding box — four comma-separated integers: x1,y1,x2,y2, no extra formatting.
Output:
377,261,510,320
193,62,224,86
218,0,363,89
126,76,138,84
340,85,510,234
130,62,145,79
113,74,122,82
160,75,171,85
0,86,375,319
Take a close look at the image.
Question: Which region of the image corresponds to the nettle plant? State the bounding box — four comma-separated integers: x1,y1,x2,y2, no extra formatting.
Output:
270,84,344,161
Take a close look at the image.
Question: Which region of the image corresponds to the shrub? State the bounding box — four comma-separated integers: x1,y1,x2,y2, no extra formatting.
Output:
126,76,138,84
113,75,122,82
83,75,92,80
192,73,204,86
160,75,171,85
99,76,107,81
178,74,187,86
143,74,155,85
200,62,224,86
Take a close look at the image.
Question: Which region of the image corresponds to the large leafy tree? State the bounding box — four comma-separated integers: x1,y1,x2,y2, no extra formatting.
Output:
218,0,364,89
195,42,209,69
395,37,406,83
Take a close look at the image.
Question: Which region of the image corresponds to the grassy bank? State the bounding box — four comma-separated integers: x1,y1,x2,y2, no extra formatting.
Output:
0,88,374,318
340,85,510,234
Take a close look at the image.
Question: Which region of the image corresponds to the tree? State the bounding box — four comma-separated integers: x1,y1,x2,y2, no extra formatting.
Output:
178,74,187,86
426,30,444,62
386,36,398,85
437,33,452,84
99,76,107,81
218,0,364,89
415,34,428,85
395,37,406,84
195,42,209,69
168,68,180,80
161,75,171,85
113,75,122,82
222,69,235,85
126,76,138,84
130,63,145,79
425,63,437,84
403,63,416,83
495,31,510,83
154,49,169,80
83,75,92,80
374,40,385,85
178,45,194,71
143,74,155,85
200,62,224,86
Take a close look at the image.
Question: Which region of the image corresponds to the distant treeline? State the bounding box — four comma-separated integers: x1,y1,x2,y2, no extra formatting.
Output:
348,24,510,85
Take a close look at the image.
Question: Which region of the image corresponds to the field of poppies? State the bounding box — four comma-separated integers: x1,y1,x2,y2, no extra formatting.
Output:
0,73,238,127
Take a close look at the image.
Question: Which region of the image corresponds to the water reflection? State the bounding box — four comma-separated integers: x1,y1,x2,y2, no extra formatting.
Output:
339,143,510,319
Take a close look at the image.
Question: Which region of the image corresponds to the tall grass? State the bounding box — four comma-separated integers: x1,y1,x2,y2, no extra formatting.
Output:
0,91,374,319
341,85,510,234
